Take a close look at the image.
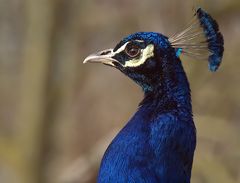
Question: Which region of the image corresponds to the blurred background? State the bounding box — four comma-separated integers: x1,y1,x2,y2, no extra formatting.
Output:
0,0,239,183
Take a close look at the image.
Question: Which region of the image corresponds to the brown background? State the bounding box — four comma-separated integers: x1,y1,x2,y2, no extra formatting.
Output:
0,0,239,183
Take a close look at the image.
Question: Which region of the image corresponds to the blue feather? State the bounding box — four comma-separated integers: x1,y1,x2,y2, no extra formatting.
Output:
196,8,224,71
169,8,224,72
176,48,183,57
96,32,196,183
83,7,224,183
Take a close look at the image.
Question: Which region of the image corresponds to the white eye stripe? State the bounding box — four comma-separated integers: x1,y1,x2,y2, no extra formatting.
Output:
123,44,154,67
114,42,129,54
113,40,144,54
135,40,145,43
112,41,154,68
96,42,130,59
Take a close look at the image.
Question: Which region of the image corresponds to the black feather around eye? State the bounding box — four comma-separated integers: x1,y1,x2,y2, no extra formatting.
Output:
124,42,141,58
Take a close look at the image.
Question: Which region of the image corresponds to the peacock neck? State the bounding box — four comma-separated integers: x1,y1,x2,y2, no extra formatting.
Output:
98,58,195,183
140,60,192,121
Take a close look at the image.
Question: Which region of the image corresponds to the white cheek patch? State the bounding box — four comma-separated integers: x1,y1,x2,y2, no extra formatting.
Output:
123,44,154,67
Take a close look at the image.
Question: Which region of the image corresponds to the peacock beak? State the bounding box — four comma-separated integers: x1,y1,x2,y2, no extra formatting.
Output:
83,49,118,67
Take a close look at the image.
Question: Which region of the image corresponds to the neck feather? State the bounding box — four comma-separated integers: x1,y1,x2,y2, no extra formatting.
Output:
98,56,195,183
140,59,192,119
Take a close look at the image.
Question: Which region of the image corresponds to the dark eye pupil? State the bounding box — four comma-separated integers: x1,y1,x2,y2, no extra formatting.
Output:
129,48,138,55
125,43,140,57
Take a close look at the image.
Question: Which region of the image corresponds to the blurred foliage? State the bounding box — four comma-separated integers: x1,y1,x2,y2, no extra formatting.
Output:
0,0,239,183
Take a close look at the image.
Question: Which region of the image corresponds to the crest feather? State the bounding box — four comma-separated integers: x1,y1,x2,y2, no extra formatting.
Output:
169,8,224,72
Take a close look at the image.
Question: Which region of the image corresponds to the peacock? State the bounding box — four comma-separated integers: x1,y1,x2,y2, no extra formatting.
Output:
83,8,224,183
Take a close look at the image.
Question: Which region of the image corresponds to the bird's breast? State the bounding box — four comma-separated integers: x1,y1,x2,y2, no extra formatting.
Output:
98,108,196,183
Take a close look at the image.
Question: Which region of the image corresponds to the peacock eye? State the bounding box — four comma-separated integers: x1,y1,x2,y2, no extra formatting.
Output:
125,43,141,58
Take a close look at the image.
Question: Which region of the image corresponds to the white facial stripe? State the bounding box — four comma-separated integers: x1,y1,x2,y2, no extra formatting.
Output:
114,42,129,54
135,40,145,43
114,40,144,54
123,44,154,67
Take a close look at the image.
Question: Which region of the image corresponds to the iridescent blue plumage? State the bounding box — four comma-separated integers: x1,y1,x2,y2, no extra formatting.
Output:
170,8,224,72
83,8,224,183
97,32,196,183
196,8,224,71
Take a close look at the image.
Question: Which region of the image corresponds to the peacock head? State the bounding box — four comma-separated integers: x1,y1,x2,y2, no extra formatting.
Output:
84,8,224,93
83,32,177,92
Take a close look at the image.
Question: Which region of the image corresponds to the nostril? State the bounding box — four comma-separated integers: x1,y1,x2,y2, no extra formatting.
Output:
100,50,111,55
